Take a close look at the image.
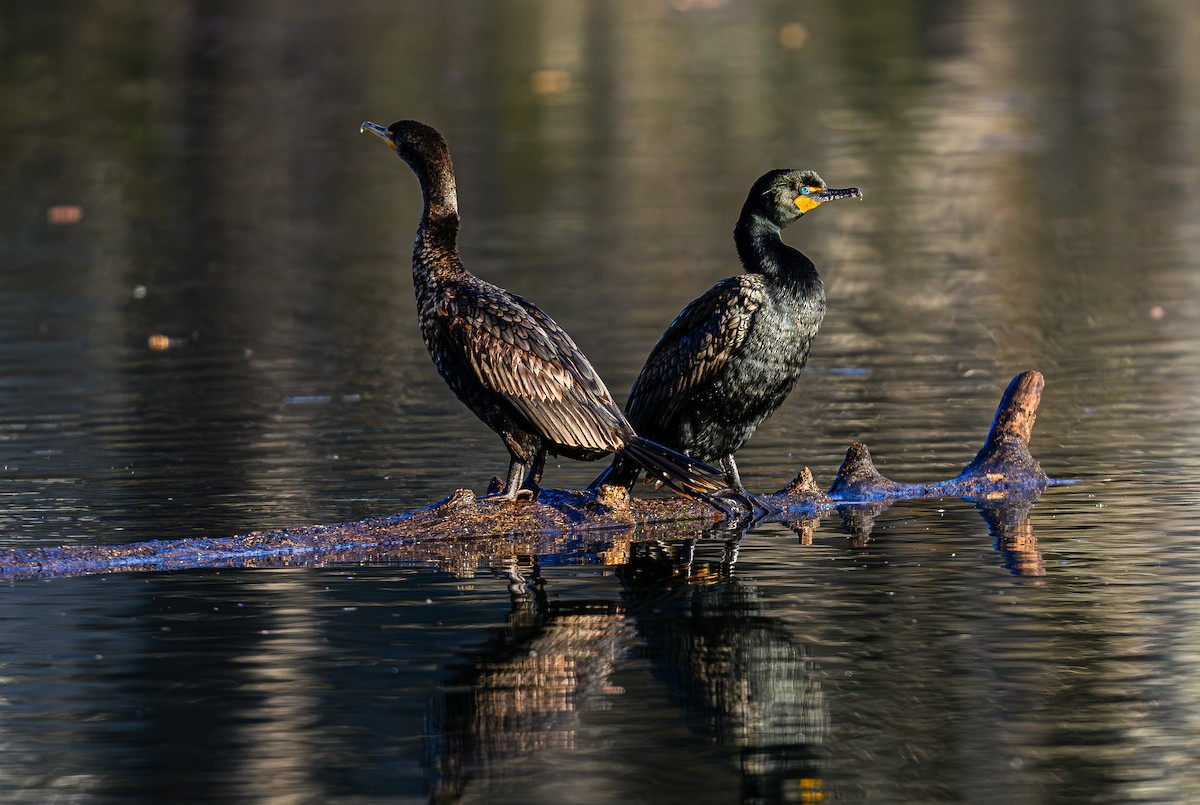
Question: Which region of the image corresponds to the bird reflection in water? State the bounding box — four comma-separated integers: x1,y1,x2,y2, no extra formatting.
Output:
425,538,829,804
619,539,830,804
426,553,636,803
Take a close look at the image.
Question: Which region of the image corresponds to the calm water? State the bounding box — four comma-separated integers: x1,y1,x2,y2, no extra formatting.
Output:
3,1,1200,802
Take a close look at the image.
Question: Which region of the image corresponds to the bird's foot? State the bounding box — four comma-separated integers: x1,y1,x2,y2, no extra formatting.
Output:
712,487,779,524
481,477,540,503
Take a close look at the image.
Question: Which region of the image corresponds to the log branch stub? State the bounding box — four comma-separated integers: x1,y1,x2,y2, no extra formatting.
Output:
988,370,1043,447
826,442,909,501
955,370,1048,490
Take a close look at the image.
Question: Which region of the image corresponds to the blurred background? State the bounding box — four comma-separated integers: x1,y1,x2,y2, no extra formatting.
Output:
2,1,1200,802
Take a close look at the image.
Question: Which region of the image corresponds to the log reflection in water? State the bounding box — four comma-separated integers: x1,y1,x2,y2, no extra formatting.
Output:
830,493,1046,578
977,494,1045,578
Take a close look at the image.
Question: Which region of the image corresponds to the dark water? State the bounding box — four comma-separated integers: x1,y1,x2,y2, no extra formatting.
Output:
3,1,1200,802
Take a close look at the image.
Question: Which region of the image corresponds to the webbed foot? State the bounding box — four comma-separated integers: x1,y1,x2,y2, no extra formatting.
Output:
481,483,540,503
712,487,779,524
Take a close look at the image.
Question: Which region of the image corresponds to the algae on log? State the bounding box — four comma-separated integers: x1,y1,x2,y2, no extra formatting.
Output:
0,372,1058,581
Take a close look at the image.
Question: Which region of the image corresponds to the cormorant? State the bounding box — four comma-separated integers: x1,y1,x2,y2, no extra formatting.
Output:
591,168,862,498
361,119,728,505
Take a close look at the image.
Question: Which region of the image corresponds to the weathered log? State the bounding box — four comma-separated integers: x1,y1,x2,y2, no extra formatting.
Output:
826,370,1047,502
0,371,1057,581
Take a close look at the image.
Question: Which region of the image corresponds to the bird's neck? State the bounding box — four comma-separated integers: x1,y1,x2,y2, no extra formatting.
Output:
411,161,464,279
734,214,815,283
419,167,459,227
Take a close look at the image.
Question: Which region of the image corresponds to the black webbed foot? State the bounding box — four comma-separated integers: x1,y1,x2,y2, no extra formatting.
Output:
481,486,539,503
483,463,540,502
480,484,542,503
712,486,779,525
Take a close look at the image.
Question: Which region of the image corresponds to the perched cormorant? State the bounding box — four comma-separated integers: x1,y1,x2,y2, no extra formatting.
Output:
361,119,728,504
591,169,862,497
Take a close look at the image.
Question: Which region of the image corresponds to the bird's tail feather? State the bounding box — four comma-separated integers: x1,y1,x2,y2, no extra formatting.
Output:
587,455,637,492
618,437,726,502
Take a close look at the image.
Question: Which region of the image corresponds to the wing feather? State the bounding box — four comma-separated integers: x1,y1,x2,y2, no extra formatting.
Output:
443,284,625,453
625,276,764,435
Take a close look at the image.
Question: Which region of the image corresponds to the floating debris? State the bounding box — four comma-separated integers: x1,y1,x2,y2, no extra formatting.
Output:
147,334,187,351
47,205,84,224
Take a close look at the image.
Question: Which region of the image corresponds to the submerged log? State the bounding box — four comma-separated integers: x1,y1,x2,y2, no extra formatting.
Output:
0,371,1058,581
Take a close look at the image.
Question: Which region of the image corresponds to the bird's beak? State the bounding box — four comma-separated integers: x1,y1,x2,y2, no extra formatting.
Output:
810,186,863,204
795,186,862,214
360,120,394,150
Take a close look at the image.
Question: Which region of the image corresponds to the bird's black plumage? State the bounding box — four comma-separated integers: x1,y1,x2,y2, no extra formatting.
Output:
592,169,862,496
362,119,727,504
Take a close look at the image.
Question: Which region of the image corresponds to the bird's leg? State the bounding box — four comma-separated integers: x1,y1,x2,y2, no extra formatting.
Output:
486,455,528,501
520,448,547,501
715,455,777,520
720,455,749,495
720,538,741,577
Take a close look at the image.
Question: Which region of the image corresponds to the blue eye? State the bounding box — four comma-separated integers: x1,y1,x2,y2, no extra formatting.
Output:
800,187,811,195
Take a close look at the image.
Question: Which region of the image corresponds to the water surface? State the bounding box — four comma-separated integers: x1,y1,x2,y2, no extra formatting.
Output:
2,1,1200,802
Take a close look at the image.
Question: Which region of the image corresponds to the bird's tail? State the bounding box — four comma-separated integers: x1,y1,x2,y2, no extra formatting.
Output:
615,436,727,503
587,455,638,492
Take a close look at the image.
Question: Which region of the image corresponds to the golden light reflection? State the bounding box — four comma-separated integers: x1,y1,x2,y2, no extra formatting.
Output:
227,577,326,800
530,69,571,95
778,22,809,50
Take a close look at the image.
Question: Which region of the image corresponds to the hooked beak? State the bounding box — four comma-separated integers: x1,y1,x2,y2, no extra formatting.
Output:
795,185,862,214
810,186,863,204
360,120,394,150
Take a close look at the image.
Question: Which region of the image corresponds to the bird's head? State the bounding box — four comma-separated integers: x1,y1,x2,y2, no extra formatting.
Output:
361,119,458,216
360,119,449,172
748,169,862,228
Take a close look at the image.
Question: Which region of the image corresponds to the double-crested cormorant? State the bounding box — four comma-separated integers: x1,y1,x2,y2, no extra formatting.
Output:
592,169,862,497
361,119,727,504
